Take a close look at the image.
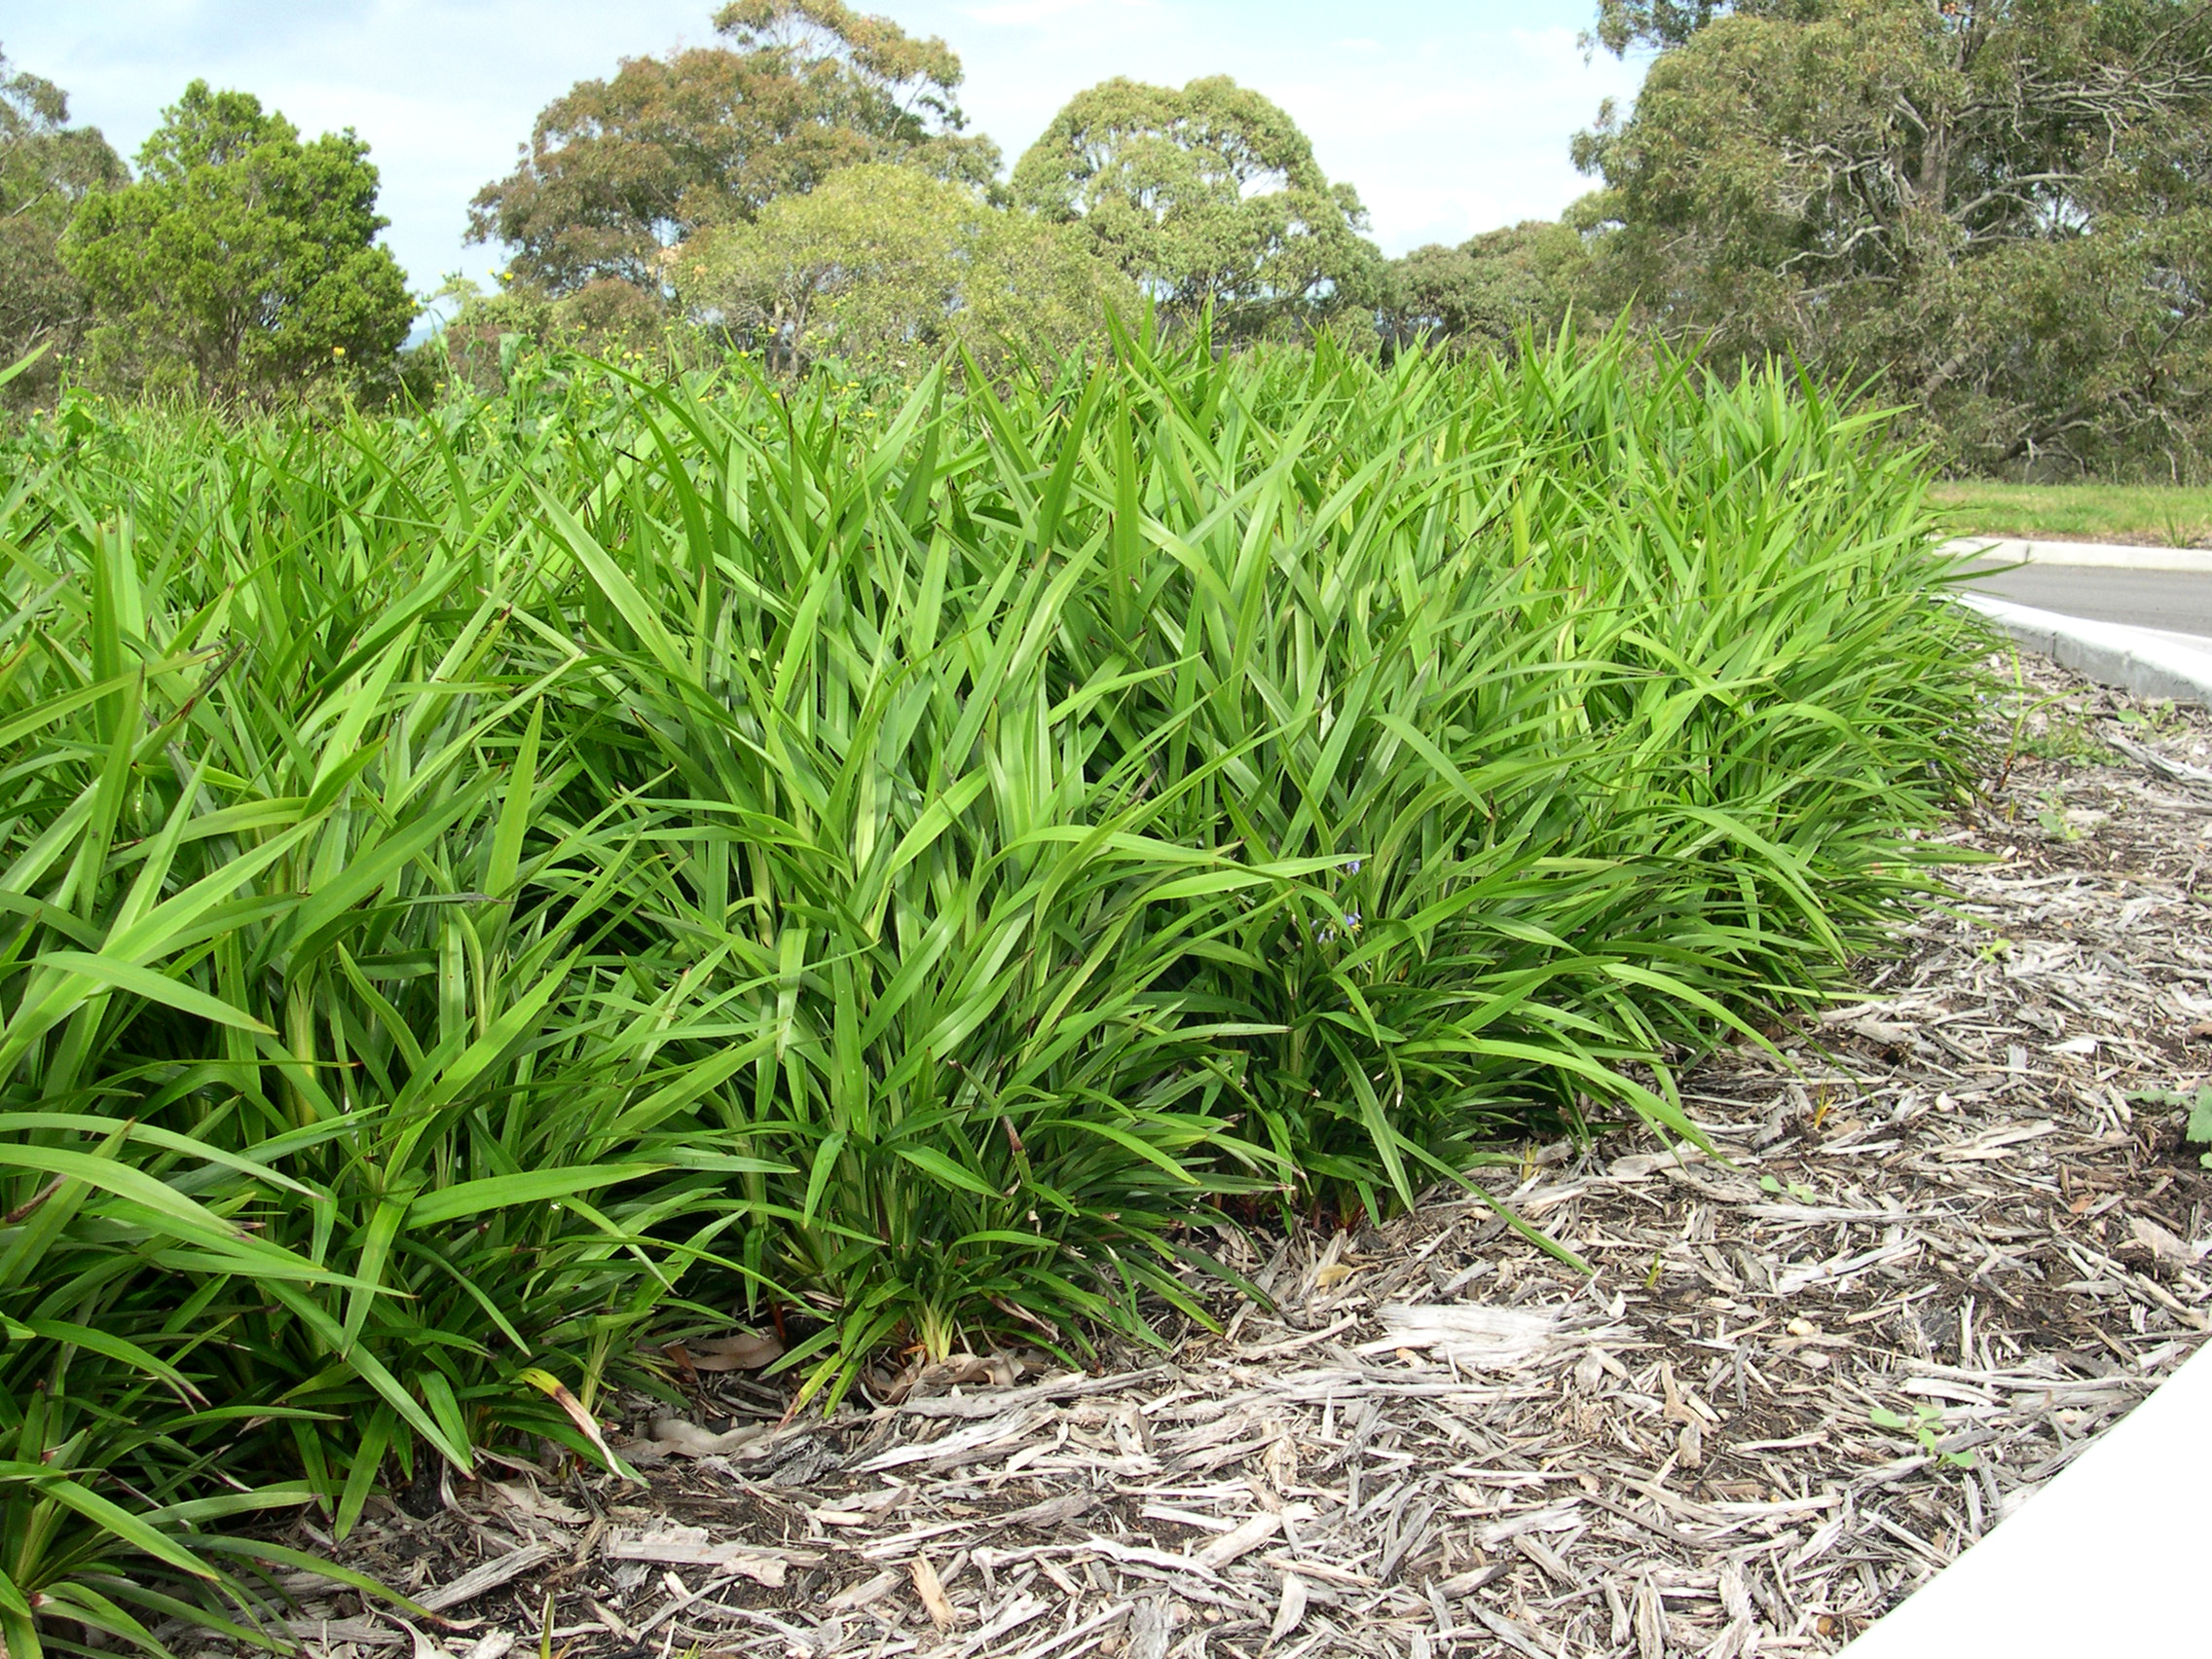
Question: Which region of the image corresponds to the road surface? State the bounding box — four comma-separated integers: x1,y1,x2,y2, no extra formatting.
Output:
1961,560,2212,642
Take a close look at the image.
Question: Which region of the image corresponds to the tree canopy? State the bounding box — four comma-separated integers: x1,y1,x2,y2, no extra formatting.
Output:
1587,0,1826,54
0,49,124,404
1012,76,1380,339
1576,0,2212,475
682,163,1130,375
467,1,998,310
62,81,415,404
1380,220,1587,355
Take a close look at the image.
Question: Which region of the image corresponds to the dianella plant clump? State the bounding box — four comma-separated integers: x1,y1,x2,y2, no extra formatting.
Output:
0,322,1985,1648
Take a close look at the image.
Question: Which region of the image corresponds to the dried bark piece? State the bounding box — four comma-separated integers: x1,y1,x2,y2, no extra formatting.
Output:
1357,1303,1560,1368
658,1332,782,1372
1267,1573,1309,1647
909,1555,958,1630
637,1418,771,1457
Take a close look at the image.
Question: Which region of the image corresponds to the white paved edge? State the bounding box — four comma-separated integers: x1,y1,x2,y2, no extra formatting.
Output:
2141,623,2212,653
1962,592,2212,708
1838,1338,2211,1657
1948,535,2212,572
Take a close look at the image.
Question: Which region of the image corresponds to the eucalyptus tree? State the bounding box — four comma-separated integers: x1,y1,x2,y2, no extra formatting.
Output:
0,49,123,404
1379,219,1588,355
682,163,1130,375
1013,76,1381,339
1576,0,2212,475
468,0,998,314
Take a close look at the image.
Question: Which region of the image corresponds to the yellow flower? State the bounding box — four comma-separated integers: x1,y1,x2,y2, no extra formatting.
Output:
331,346,347,357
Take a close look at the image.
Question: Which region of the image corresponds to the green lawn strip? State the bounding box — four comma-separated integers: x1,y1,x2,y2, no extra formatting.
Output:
1933,480,2212,548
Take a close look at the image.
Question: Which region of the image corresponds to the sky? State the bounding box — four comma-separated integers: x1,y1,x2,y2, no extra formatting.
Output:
7,1,1649,309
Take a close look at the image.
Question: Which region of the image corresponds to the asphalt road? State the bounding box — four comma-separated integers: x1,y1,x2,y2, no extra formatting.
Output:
1962,561,2212,641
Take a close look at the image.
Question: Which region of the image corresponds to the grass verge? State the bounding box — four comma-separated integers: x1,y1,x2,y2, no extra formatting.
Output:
1932,479,2212,547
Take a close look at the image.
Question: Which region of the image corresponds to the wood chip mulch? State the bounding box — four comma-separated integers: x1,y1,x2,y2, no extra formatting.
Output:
262,652,2212,1659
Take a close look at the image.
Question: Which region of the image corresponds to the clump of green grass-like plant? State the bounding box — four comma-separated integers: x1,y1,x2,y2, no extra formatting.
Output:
0,319,1985,1649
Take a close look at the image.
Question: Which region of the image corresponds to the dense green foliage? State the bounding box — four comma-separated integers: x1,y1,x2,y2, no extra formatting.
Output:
0,52,125,410
61,82,416,406
0,327,1982,1645
1574,0,2212,479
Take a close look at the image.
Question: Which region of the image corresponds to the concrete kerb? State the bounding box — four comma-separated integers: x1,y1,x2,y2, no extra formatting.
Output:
1949,535,2212,574
1960,593,2212,710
